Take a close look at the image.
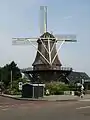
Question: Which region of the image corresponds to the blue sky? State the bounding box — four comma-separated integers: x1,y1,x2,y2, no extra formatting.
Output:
0,0,90,75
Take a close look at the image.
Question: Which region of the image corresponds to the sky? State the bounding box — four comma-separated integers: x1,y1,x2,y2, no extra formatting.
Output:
0,0,90,75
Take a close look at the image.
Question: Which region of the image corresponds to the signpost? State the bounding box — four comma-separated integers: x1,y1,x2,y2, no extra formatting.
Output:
82,79,84,85
19,82,23,91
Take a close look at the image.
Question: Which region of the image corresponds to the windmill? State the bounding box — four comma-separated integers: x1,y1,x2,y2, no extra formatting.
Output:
12,6,77,83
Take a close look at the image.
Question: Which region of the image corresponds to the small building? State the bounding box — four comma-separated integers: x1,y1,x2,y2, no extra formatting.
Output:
22,83,45,98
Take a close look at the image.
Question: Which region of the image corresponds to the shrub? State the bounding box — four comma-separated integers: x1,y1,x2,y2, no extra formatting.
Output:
68,84,77,91
45,82,70,95
4,78,27,95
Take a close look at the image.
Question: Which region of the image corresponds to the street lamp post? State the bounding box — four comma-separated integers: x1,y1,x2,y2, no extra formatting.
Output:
37,74,40,99
11,70,13,89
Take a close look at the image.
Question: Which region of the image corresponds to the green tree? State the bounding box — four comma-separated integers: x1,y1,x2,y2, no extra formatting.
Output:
0,61,21,88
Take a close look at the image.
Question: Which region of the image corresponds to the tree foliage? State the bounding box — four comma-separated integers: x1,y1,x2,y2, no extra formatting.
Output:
45,82,76,95
0,61,21,88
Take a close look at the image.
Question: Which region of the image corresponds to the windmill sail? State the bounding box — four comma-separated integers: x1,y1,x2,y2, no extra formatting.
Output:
40,6,47,34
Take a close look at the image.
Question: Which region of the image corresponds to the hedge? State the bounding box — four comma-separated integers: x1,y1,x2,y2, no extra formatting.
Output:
45,82,76,95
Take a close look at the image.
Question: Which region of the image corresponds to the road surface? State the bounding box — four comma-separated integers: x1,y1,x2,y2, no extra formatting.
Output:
0,96,90,120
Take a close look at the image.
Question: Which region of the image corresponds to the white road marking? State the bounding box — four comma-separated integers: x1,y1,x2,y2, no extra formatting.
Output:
0,103,9,104
0,105,9,109
79,99,90,102
0,106,3,107
2,108,9,111
76,106,90,109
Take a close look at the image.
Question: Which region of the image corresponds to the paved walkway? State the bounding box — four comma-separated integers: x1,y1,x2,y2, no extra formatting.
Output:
43,94,90,101
43,95,79,101
1,94,90,101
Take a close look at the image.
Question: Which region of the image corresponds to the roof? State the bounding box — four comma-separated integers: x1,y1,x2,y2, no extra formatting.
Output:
67,71,90,83
20,67,33,72
40,32,55,39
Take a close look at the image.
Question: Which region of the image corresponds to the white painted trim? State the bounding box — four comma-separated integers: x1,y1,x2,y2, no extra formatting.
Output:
51,40,65,64
48,38,51,64
29,40,51,65
23,83,45,87
50,40,57,54
39,38,49,53
30,84,45,87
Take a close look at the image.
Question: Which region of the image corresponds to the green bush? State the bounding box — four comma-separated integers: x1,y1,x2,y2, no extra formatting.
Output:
68,84,77,91
4,78,27,95
45,82,71,95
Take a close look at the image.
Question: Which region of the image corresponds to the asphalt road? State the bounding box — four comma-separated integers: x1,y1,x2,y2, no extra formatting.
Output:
0,96,90,120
